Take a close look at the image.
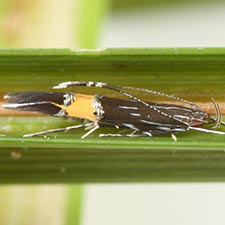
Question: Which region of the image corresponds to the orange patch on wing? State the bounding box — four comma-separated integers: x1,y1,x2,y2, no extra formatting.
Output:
53,93,99,121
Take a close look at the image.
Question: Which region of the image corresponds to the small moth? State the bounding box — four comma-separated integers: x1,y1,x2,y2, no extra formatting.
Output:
3,81,225,138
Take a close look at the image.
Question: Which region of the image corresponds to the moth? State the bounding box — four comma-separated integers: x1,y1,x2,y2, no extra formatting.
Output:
3,81,225,139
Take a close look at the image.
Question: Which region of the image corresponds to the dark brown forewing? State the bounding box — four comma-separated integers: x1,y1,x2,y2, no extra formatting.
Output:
99,96,194,132
4,92,67,115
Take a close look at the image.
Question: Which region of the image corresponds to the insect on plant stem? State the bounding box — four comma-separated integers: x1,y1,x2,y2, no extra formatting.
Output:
3,81,225,139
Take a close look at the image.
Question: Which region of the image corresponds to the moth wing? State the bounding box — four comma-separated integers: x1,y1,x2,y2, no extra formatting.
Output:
3,92,67,115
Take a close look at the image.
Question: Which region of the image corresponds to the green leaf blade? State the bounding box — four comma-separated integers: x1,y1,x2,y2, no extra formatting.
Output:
1,48,225,183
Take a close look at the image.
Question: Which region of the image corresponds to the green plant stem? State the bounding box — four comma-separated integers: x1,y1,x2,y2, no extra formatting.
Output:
0,48,225,183
0,48,224,101
65,185,83,225
76,0,110,48
1,134,225,183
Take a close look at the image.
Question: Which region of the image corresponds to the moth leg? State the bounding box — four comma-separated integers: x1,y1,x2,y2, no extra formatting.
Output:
23,122,94,137
171,133,177,142
99,130,151,138
99,133,146,138
81,122,100,139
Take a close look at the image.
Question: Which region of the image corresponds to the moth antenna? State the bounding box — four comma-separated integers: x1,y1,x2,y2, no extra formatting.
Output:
121,86,199,109
53,81,198,108
53,81,186,125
